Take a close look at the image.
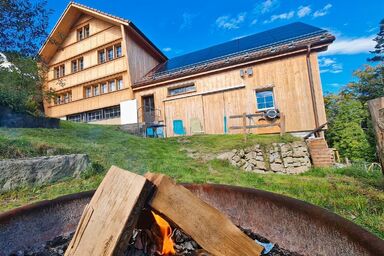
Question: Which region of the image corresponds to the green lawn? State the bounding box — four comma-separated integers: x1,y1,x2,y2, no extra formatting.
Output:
0,121,383,239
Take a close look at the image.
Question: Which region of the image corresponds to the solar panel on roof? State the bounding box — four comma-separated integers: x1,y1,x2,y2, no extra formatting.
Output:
155,22,327,75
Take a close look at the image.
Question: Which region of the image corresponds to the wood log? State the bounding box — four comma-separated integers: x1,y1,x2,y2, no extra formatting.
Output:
368,97,384,173
145,173,263,256
65,166,154,256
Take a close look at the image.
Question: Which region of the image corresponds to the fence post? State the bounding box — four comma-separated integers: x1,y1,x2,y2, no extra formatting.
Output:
242,112,247,143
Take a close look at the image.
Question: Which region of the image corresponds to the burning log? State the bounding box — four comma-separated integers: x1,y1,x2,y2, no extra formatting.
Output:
145,173,264,256
65,166,154,256
66,167,263,256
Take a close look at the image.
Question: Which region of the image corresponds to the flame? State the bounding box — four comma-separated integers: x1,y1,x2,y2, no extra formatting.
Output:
152,211,176,255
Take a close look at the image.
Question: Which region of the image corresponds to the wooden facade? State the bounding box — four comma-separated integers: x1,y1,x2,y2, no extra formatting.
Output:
40,2,333,137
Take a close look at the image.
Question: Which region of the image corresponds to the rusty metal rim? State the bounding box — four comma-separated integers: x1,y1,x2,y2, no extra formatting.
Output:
0,184,383,254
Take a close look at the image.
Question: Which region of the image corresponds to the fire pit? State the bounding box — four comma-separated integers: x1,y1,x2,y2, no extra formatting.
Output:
0,184,383,256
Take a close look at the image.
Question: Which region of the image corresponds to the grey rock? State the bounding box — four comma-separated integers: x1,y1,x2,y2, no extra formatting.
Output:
270,163,285,172
232,155,241,163
0,154,90,192
245,152,257,160
255,155,264,161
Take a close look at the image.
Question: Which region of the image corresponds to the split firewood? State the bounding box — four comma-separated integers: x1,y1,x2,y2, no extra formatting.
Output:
145,173,264,256
65,166,154,256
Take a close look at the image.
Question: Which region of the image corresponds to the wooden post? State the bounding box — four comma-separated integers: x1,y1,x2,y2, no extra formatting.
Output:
279,112,286,136
368,97,384,173
242,112,247,143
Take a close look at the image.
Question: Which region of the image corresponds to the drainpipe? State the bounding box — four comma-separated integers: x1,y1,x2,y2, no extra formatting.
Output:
306,45,320,133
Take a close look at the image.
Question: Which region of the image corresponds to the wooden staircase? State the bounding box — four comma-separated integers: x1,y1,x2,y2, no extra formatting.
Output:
306,138,335,167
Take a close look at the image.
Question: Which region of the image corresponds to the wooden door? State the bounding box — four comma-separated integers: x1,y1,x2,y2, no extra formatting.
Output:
202,92,225,134
142,95,155,123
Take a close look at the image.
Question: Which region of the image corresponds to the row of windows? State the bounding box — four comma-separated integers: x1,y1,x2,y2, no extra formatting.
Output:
67,106,121,123
77,25,90,41
71,57,84,73
53,43,122,79
55,92,72,105
98,44,122,64
84,78,124,98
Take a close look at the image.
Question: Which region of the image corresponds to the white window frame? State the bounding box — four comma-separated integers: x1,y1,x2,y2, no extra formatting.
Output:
255,89,275,111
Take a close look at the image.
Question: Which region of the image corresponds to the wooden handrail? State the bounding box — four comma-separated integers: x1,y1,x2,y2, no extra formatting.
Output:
304,122,328,139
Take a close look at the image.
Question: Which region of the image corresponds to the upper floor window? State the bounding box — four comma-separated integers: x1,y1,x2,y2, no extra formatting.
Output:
256,90,275,111
168,83,196,96
117,79,123,90
85,87,92,98
55,91,72,105
115,45,122,58
98,50,106,64
107,47,114,61
93,85,99,96
101,83,108,94
98,44,122,64
54,64,65,79
77,24,90,41
109,80,116,92
71,57,84,73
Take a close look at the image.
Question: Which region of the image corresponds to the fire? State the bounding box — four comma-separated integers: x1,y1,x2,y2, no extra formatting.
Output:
152,211,176,255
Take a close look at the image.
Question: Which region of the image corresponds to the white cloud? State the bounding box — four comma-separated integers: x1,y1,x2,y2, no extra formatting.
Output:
250,19,258,26
297,5,311,18
322,35,376,55
162,47,172,52
318,57,343,74
264,11,294,24
0,52,16,70
216,12,246,30
259,0,279,14
313,4,332,18
180,13,197,30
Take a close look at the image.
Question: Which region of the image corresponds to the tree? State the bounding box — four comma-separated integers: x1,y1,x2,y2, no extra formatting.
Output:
343,64,384,103
0,0,50,57
368,19,384,63
0,0,52,115
325,94,375,162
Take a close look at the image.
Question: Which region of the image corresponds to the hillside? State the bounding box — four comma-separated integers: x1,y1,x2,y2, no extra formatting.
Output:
0,121,383,238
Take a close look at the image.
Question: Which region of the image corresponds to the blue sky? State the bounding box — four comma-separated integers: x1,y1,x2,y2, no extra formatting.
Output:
40,0,383,93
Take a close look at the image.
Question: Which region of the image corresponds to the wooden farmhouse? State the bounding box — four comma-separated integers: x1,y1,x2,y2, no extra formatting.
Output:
39,2,335,137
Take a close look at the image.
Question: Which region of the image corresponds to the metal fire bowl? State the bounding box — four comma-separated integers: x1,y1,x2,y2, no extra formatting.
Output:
0,184,383,256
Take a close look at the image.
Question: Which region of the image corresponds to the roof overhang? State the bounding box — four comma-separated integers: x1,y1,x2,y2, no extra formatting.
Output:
38,2,166,64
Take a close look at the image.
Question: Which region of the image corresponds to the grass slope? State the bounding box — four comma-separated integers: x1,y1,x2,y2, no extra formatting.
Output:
0,122,383,238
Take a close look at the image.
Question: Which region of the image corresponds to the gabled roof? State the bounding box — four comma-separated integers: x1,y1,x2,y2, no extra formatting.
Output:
134,22,334,87
38,2,166,63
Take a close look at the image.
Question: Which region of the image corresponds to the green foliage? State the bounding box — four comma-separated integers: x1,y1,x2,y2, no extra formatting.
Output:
325,94,375,162
368,19,384,63
343,64,384,103
0,54,50,115
0,0,50,56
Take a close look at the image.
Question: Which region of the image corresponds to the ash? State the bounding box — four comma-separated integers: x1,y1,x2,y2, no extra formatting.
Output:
9,228,302,256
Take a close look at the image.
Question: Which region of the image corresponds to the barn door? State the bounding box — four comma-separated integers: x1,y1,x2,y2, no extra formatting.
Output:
202,92,225,134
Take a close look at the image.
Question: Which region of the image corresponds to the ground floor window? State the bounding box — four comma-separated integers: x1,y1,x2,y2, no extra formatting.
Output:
67,114,82,122
104,106,121,119
67,105,121,123
256,90,275,111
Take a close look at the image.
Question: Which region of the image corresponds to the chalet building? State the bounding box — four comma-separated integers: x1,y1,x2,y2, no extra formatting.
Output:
39,2,335,137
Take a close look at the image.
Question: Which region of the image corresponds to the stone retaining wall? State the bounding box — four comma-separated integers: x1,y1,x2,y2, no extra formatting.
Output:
0,154,90,191
217,141,311,174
